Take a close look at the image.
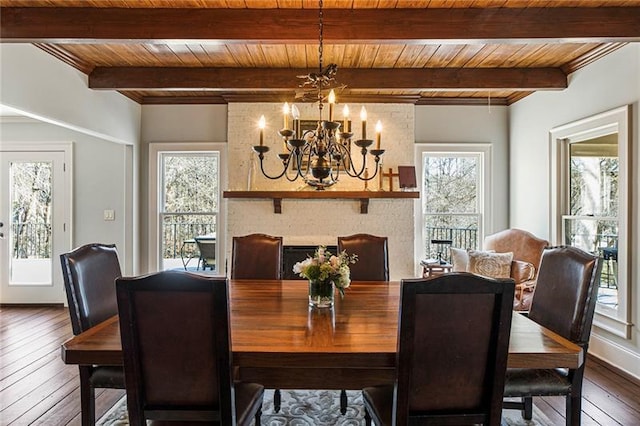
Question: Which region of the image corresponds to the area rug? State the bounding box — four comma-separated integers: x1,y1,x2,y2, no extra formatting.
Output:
97,390,553,425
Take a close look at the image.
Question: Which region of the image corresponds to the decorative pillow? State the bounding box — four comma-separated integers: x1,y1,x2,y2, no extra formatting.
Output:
467,250,514,279
450,247,469,272
511,260,536,283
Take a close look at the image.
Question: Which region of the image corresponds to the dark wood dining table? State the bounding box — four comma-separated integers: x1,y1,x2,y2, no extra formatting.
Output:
61,279,583,390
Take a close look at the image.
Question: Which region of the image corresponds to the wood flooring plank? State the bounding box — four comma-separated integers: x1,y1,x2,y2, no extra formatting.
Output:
0,310,69,355
8,376,77,426
582,377,640,425
28,387,82,426
0,366,78,424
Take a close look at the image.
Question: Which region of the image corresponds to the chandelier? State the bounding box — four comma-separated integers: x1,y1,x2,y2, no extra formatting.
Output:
252,0,385,190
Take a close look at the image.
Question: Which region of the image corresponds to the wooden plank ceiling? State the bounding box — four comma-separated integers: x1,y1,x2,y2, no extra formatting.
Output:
1,0,639,105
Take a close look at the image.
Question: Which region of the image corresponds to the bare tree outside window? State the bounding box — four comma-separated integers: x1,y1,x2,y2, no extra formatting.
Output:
11,162,52,259
160,153,219,270
422,155,480,261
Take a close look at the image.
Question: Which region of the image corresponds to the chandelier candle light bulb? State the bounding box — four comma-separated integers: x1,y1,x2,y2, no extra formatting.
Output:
360,106,367,139
328,90,336,122
292,104,301,139
283,102,290,130
258,115,266,146
343,105,350,132
375,120,382,149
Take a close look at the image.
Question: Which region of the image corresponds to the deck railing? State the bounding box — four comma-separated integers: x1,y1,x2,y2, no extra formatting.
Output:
162,219,216,259
424,226,478,262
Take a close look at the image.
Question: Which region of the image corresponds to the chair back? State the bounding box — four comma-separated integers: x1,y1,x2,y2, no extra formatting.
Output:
337,233,389,281
484,228,548,275
231,233,283,279
395,273,515,425
529,246,602,346
60,243,122,335
195,236,216,270
116,271,236,424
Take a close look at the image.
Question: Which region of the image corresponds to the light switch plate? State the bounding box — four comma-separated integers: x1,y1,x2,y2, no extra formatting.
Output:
104,209,115,221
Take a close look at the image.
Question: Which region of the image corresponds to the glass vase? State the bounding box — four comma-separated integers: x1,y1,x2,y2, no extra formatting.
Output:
308,279,334,308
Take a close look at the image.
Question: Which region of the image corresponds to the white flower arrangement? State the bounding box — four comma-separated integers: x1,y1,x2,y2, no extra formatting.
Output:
293,246,358,297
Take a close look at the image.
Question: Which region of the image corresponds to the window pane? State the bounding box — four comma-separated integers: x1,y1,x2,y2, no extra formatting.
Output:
563,217,618,308
162,154,218,213
423,156,477,214
161,214,217,271
569,147,618,217
10,162,52,285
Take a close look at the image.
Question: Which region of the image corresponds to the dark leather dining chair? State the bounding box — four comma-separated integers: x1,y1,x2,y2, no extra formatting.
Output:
503,246,602,426
60,243,125,426
337,233,389,281
231,233,283,280
363,273,515,426
337,233,389,413
231,233,284,412
116,271,265,426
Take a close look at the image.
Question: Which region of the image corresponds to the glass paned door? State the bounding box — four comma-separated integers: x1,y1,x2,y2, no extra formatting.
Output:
159,153,219,271
422,154,481,262
0,151,68,303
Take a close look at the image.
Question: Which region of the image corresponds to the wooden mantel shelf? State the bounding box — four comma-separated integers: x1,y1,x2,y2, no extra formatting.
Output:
223,190,420,214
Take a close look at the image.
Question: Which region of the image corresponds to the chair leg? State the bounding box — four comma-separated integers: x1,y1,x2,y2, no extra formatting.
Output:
523,396,533,420
274,388,281,413
79,366,95,426
340,389,347,415
254,407,262,425
567,394,581,426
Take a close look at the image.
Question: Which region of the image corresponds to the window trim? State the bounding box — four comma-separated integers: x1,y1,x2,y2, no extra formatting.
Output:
414,143,492,274
148,142,227,272
550,105,632,339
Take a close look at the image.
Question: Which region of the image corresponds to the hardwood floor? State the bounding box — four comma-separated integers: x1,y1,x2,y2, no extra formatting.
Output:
1,306,639,425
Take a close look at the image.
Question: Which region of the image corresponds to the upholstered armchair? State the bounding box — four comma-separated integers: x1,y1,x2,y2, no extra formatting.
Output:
484,229,549,311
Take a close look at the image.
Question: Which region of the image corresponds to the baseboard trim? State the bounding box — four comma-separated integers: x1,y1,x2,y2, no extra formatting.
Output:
588,333,640,383
588,353,640,386
0,303,64,308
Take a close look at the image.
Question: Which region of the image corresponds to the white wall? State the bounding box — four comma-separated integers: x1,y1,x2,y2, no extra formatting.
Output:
510,44,640,378
415,105,510,233
0,44,141,275
0,121,134,274
0,44,140,146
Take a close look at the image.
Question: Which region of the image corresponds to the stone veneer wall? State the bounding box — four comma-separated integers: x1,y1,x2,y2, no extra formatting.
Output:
226,102,417,280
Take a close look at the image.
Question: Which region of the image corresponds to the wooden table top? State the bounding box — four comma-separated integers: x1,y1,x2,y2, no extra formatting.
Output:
61,280,583,371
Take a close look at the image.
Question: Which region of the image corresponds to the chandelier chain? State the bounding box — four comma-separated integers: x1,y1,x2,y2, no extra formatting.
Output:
318,0,324,75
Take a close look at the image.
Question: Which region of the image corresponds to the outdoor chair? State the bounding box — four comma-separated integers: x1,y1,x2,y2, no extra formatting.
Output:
195,236,216,271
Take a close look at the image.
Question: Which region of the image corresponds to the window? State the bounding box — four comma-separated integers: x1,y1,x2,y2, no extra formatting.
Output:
149,143,225,272
415,144,491,264
550,106,631,338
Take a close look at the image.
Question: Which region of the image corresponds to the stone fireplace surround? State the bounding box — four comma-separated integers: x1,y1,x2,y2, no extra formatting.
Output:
226,103,417,280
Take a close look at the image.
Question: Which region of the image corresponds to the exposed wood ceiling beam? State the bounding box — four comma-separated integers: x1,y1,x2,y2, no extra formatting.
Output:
89,67,566,91
2,7,640,43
